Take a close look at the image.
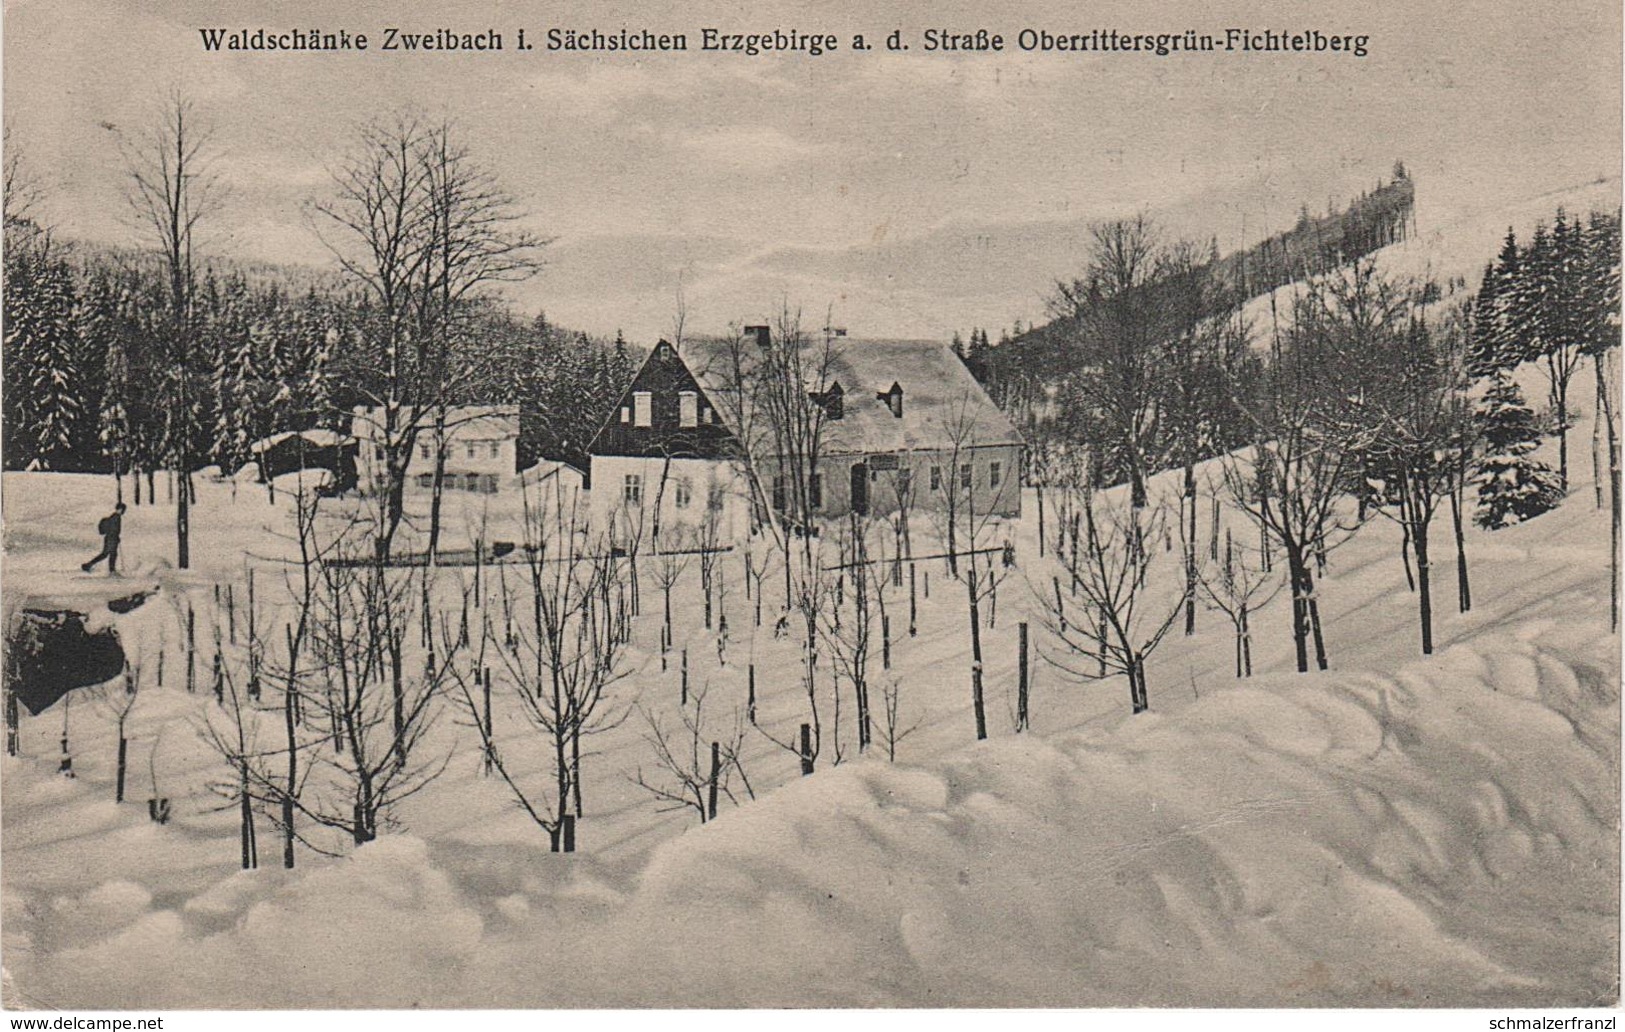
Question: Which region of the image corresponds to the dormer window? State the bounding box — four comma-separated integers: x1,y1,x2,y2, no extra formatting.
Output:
878,382,903,418
811,381,844,420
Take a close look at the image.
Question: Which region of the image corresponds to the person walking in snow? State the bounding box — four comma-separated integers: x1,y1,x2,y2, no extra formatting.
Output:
82,503,126,575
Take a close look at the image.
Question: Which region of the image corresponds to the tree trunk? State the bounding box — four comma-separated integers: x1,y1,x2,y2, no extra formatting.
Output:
1287,551,1311,674
1597,350,1620,632
1399,518,1416,592
1413,512,1434,655
239,763,255,870
1450,479,1471,613
116,735,128,803
1184,462,1197,635
967,563,986,741
1017,622,1029,731
1241,604,1252,677
176,469,190,570
1036,484,1046,557
707,741,720,821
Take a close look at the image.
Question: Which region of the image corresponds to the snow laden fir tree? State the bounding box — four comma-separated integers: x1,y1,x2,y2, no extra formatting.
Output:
1473,373,1564,529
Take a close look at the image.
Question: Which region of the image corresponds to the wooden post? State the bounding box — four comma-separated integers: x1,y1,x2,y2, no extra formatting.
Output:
747,665,757,724
186,605,196,693
3,685,17,760
707,741,720,821
482,667,494,777
799,722,814,776
247,569,260,700
57,695,73,777
1017,622,1030,732
1210,493,1221,561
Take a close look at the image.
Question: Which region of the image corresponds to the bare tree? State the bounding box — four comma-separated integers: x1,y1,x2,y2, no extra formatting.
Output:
123,89,226,569
1223,261,1386,672
1050,215,1164,511
1362,312,1476,654
1040,482,1186,713
3,124,44,236
931,392,1014,740
311,112,544,562
452,490,629,851
632,682,752,825
1194,525,1284,678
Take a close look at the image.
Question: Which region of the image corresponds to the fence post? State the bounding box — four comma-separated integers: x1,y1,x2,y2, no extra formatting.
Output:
707,741,720,820
1017,621,1030,732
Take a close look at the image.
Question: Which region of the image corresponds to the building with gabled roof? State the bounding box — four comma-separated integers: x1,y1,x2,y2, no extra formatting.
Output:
585,329,1023,538
352,404,520,497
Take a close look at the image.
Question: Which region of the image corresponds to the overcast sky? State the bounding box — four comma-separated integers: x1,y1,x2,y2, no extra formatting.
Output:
4,0,1620,341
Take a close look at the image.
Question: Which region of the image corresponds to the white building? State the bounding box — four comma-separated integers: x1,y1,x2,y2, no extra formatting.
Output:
352,405,520,497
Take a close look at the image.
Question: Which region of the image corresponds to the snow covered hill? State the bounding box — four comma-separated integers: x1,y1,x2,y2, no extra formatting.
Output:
3,351,1618,1009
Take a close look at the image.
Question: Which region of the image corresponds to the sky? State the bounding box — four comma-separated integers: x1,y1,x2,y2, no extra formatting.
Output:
3,0,1620,342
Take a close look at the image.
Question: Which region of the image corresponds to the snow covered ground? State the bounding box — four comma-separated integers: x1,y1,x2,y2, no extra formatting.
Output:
3,365,1617,1010
3,178,1621,1008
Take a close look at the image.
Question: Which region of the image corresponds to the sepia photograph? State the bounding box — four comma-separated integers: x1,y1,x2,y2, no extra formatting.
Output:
1,0,1620,1022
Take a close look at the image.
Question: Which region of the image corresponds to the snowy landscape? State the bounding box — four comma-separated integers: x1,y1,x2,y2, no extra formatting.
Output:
2,0,1622,1013
4,169,1622,1007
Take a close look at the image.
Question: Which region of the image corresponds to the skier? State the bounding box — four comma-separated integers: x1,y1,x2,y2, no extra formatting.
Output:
82,503,126,575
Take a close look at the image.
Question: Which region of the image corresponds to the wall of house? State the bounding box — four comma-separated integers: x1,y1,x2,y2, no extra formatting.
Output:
353,408,518,497
775,443,1023,521
587,454,750,545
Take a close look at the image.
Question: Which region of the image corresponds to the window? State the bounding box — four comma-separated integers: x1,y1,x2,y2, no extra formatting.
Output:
633,391,652,427
624,473,642,506
483,474,498,494
675,477,692,509
898,469,912,496
930,466,942,491
960,463,972,490
417,473,433,489
990,461,1002,488
679,391,698,428
708,485,725,511
465,473,481,492
489,441,501,459
465,443,477,460
419,443,431,460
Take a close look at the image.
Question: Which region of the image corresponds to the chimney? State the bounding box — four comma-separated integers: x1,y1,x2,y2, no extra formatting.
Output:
744,324,771,349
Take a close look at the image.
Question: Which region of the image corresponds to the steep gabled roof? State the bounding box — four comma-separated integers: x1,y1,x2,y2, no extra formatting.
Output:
586,339,738,459
680,336,1023,456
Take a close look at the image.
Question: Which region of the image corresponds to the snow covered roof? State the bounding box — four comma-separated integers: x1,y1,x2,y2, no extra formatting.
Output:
350,405,519,442
679,336,1023,456
251,428,352,453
